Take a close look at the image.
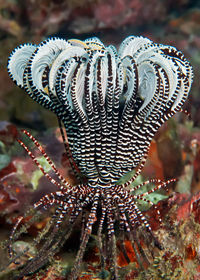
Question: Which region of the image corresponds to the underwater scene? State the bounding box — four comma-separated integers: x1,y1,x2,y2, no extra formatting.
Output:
0,0,200,279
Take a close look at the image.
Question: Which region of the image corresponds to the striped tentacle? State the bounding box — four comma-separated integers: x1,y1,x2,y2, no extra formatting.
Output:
32,184,85,214
124,63,162,171
115,186,152,234
46,45,89,173
112,57,151,174
91,90,101,155
104,191,119,278
133,178,177,199
21,129,70,187
54,60,84,170
113,57,140,172
70,61,93,177
126,195,152,234
104,47,118,170
83,50,104,181
70,190,100,280
97,199,107,270
95,56,108,176
117,43,161,169
17,138,65,190
119,56,138,128
33,195,67,211
123,61,165,170
53,51,94,179
108,62,123,174
117,199,131,235
91,90,105,182
115,191,149,267
129,179,176,227
130,71,179,166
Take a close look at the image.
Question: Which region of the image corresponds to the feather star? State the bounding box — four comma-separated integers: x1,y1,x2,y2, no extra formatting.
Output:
7,36,193,279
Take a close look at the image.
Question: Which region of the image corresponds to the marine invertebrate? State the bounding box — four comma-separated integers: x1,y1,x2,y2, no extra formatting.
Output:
7,36,193,279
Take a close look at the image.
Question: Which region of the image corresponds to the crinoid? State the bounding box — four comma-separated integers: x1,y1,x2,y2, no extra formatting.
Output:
7,36,193,279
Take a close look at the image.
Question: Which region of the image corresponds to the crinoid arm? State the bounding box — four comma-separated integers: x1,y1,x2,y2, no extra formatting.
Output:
7,35,193,279
6,132,187,279
8,130,95,278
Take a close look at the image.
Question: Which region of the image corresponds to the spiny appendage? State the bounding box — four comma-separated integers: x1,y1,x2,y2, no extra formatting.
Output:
7,131,175,279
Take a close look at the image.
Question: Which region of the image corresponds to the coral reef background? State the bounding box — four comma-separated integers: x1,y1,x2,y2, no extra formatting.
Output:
0,0,200,129
0,0,200,279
